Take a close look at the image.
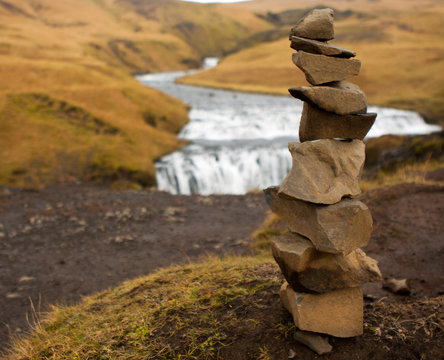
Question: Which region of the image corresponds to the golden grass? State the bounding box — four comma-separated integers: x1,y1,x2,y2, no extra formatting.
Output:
5,255,281,360
5,253,443,359
360,161,444,192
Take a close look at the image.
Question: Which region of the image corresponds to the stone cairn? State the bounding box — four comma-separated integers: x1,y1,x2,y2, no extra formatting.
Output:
264,8,382,354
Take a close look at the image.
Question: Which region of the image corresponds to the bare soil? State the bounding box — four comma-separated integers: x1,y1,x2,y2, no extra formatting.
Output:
1,180,443,356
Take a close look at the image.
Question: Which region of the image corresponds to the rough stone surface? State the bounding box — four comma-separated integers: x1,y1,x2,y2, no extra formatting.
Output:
280,282,364,337
290,8,334,41
272,231,381,292
271,232,316,273
299,102,376,142
290,35,356,58
297,249,382,293
289,81,367,115
293,51,361,85
278,139,365,204
293,331,333,355
265,187,372,254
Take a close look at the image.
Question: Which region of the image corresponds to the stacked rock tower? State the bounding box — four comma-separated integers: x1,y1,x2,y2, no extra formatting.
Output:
265,8,382,343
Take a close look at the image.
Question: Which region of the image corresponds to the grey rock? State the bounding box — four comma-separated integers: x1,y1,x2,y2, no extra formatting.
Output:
293,330,332,355
266,187,372,254
290,8,335,41
278,139,365,204
290,35,356,58
299,102,376,142
383,278,411,295
289,81,367,115
293,51,361,85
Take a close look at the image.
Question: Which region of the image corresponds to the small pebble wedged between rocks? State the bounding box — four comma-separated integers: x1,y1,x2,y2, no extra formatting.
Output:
293,330,333,355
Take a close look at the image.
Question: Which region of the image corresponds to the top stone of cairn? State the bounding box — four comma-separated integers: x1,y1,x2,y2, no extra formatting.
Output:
290,8,335,41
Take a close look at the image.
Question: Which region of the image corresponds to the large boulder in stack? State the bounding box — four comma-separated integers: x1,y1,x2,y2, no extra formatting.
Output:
278,139,365,204
265,187,372,254
292,51,361,85
299,103,376,142
280,283,363,337
290,8,335,41
289,81,367,115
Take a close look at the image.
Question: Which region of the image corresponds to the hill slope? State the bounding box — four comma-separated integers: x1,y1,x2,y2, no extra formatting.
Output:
180,0,444,126
0,0,271,187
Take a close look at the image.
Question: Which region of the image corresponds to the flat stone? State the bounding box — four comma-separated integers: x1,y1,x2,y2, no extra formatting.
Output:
293,51,361,85
293,331,333,355
290,35,356,58
299,102,376,142
266,187,372,254
280,283,363,337
278,139,365,204
289,81,367,115
290,8,335,41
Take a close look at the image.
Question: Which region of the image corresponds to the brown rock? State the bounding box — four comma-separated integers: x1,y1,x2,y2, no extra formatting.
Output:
297,249,382,293
290,35,356,58
293,331,333,355
265,187,372,254
290,8,335,41
278,139,365,204
272,232,381,293
299,102,376,142
280,282,363,337
289,81,367,115
293,51,361,85
271,232,316,274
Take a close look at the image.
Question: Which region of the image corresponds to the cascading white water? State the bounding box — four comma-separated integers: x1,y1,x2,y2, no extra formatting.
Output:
136,65,441,195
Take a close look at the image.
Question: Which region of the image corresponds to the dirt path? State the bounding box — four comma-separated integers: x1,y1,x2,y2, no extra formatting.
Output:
0,185,268,350
1,181,443,354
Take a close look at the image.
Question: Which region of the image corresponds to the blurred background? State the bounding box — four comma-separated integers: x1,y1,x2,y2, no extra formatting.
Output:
0,0,442,193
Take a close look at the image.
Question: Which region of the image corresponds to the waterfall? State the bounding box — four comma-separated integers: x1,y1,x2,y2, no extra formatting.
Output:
136,66,441,195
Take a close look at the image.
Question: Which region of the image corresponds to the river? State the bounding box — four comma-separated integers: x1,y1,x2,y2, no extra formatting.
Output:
136,63,441,195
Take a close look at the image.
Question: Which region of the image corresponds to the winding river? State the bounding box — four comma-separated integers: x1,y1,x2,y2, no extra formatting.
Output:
136,63,441,195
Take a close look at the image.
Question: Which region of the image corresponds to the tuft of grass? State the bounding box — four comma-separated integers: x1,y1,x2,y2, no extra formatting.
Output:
6,256,284,360
251,212,287,255
360,160,444,192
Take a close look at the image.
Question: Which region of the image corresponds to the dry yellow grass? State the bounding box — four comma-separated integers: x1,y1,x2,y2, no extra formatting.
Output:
0,0,269,187
181,0,444,125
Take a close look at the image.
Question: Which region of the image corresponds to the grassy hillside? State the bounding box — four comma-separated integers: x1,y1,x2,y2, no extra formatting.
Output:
0,0,272,188
180,0,444,126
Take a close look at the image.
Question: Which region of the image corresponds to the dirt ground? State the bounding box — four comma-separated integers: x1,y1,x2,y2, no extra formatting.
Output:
1,179,443,355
